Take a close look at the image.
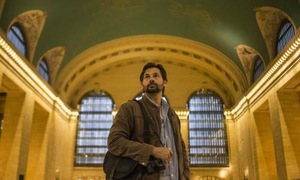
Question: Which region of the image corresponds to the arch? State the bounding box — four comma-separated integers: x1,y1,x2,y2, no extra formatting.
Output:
37,46,65,86
8,10,47,62
255,6,297,60
236,44,265,85
55,35,247,109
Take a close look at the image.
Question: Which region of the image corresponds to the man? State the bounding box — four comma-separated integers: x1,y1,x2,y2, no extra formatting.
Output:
107,62,190,179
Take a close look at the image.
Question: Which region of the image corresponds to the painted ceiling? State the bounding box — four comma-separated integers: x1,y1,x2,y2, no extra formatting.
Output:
1,0,299,72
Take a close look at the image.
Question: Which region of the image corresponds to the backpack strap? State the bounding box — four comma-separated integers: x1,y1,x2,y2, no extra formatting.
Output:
134,99,151,144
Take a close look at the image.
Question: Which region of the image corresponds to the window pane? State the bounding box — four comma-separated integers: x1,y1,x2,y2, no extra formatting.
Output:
276,20,295,54
74,91,114,166
7,25,26,56
252,57,264,83
188,89,229,167
38,59,50,83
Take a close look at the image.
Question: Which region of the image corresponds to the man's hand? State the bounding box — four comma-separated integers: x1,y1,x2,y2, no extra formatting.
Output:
152,147,173,161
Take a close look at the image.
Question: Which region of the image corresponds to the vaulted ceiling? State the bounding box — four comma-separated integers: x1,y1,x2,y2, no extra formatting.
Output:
0,0,299,108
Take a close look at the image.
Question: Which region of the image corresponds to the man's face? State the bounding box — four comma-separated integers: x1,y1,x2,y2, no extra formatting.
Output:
141,67,166,94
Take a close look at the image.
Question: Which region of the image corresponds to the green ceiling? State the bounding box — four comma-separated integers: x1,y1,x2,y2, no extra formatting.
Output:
1,0,299,71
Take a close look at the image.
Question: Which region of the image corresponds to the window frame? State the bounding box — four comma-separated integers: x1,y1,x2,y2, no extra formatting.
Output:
187,89,229,167
276,20,295,54
252,56,265,83
37,58,50,83
74,91,115,167
7,24,27,57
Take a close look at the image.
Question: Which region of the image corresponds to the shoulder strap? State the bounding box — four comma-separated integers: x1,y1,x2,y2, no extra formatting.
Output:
134,100,151,144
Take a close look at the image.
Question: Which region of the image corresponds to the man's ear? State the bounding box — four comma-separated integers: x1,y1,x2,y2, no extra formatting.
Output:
163,80,167,86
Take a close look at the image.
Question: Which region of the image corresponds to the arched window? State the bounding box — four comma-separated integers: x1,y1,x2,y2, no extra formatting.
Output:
37,59,50,83
187,89,229,167
7,24,27,56
74,91,115,166
252,56,265,83
276,20,295,54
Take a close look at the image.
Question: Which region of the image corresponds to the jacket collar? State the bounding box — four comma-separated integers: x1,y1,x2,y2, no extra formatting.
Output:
142,95,160,109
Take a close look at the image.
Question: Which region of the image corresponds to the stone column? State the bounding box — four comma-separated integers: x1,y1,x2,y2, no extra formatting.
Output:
0,91,34,179
268,93,287,180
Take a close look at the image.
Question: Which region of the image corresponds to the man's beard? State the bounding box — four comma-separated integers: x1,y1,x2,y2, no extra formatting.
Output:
145,83,162,94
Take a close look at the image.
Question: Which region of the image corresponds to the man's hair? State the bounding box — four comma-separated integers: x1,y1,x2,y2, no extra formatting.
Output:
139,62,168,82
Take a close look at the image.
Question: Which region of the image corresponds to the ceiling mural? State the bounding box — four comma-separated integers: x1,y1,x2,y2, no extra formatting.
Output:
1,0,299,71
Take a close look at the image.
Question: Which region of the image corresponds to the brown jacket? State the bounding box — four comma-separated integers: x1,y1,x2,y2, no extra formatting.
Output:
107,97,190,180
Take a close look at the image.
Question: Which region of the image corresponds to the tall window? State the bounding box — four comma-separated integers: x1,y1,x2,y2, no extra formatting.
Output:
74,91,114,166
38,59,50,83
252,56,265,83
276,20,295,54
7,24,27,56
187,89,229,167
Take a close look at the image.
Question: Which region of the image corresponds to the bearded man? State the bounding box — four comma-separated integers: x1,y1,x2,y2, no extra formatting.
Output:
107,62,190,180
